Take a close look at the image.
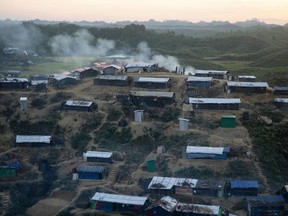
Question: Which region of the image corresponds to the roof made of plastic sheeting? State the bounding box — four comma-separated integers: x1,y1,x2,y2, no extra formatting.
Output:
103,64,122,70
97,75,128,81
274,98,288,103
148,176,198,190
247,195,285,207
159,196,178,212
91,192,148,206
194,70,228,75
77,165,106,173
135,77,170,83
188,98,241,104
65,100,93,107
16,135,51,143
230,180,259,189
227,81,268,87
187,76,213,82
131,91,175,98
176,203,220,214
125,62,155,68
186,146,225,155
83,151,113,159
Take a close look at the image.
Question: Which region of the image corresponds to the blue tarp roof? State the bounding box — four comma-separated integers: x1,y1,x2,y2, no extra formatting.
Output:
230,180,259,189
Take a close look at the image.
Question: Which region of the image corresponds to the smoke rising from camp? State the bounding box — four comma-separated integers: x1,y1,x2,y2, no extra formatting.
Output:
49,30,115,57
134,41,192,72
0,22,43,51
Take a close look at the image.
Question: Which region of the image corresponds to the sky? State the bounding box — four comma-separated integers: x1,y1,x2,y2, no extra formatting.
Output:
0,0,287,25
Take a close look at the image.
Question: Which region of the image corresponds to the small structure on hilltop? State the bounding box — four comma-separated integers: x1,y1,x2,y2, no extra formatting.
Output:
238,75,256,82
148,176,198,195
227,180,259,196
94,75,130,86
146,196,178,216
19,97,28,110
220,115,236,128
70,67,98,78
193,180,225,197
125,62,157,73
83,151,113,163
102,64,122,75
273,87,288,95
178,118,189,131
194,69,229,80
61,100,97,112
134,110,144,122
186,76,212,89
90,192,149,214
246,195,285,216
134,77,171,89
226,81,269,93
186,146,229,160
176,202,222,216
184,98,241,110
76,165,107,180
117,91,176,108
48,75,77,86
0,160,21,177
0,77,30,89
15,135,52,147
274,98,288,110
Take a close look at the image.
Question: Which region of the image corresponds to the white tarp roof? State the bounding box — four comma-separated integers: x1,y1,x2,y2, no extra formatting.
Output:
0,78,29,82
159,196,178,212
186,146,224,155
148,176,198,190
227,81,268,87
83,151,113,158
194,70,228,75
16,135,51,143
136,77,170,83
50,75,76,81
103,64,122,70
274,98,288,103
176,203,220,214
187,76,213,82
131,91,175,98
65,100,93,107
238,76,256,79
31,80,48,86
188,98,241,104
20,97,27,101
97,75,128,80
91,192,148,206
125,62,155,68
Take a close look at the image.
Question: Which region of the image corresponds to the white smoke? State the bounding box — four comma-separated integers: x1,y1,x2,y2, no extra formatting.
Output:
49,30,115,57
134,41,192,72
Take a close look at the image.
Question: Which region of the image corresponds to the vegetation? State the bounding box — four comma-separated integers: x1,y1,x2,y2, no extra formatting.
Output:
174,166,215,179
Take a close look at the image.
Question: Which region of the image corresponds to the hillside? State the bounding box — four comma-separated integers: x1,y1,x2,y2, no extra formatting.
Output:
0,71,288,215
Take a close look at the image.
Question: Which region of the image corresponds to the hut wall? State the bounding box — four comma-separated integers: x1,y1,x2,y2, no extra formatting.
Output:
239,77,256,82
187,81,211,89
87,157,112,163
274,102,288,110
134,81,169,89
0,168,17,177
231,188,258,196
191,103,239,110
78,171,104,180
94,78,129,86
103,67,118,75
186,153,227,160
0,82,29,89
131,96,175,107
228,86,266,93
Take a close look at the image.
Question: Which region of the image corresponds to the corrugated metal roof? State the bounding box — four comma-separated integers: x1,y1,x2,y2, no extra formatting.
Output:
159,196,178,212
187,76,213,82
238,76,256,79
148,176,198,190
83,151,113,159
20,97,27,101
97,75,128,81
125,62,155,68
131,91,175,98
91,192,148,205
16,135,51,143
51,75,76,81
188,98,241,104
176,203,220,214
103,64,121,70
227,81,268,87
178,118,189,122
274,98,288,103
135,77,170,83
230,180,259,189
186,146,225,155
247,195,285,207
0,78,29,82
221,115,236,118
194,70,228,75
31,80,48,86
65,100,93,107
274,87,288,91
77,165,105,173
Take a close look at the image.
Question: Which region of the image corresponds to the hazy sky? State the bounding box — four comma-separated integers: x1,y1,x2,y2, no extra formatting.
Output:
0,0,287,25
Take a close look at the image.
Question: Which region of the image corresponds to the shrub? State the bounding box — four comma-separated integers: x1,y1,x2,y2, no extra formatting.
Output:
159,106,181,122
174,166,215,179
226,160,251,178
107,107,122,121
50,92,72,103
31,97,47,109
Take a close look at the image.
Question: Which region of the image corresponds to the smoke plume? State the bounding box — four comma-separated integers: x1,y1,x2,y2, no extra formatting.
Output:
49,29,115,57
